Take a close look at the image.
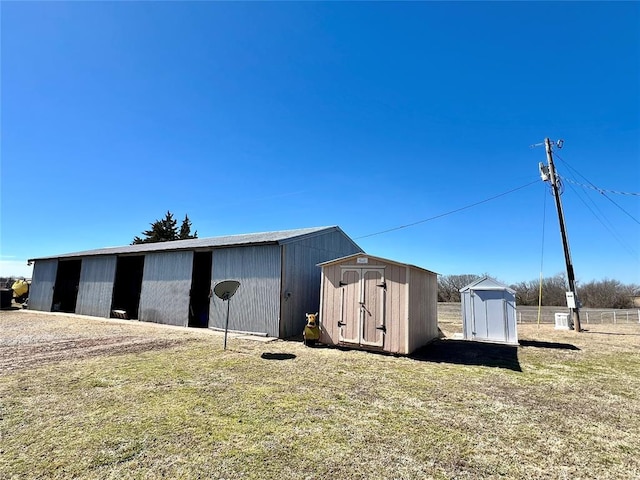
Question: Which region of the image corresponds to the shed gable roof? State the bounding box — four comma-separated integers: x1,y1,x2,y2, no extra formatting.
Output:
459,276,515,293
318,253,438,276
29,226,360,262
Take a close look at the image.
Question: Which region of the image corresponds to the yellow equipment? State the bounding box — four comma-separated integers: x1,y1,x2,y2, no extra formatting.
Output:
11,279,29,303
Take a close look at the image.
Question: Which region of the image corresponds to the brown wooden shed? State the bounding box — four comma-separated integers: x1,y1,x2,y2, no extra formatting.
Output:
318,254,438,355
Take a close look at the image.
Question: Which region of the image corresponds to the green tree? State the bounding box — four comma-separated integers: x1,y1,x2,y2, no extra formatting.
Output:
132,211,198,244
178,214,197,240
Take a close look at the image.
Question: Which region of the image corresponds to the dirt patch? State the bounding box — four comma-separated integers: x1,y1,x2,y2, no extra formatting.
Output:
0,310,205,373
0,337,185,372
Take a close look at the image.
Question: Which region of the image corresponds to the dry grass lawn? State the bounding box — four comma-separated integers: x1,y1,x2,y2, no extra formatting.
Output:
1,310,639,479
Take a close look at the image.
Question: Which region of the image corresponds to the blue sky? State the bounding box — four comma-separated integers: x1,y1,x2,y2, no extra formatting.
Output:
1,1,639,286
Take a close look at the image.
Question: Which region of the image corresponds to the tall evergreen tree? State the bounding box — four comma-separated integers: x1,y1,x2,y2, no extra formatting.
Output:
132,211,197,244
179,214,198,240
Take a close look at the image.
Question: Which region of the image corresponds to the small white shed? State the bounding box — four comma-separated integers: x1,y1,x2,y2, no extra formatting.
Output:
459,277,517,345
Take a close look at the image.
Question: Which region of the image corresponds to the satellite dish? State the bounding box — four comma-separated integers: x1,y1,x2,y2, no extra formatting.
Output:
214,280,240,301
213,280,241,350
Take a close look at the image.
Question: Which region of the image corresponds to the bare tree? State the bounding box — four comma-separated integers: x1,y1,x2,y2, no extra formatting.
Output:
578,279,637,309
510,280,538,306
438,274,482,302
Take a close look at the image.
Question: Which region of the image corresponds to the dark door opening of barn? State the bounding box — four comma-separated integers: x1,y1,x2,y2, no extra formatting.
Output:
338,267,386,348
189,251,212,328
111,256,144,319
52,259,82,313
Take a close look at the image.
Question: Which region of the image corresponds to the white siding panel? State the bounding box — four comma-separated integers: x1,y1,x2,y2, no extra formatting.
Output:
210,245,281,337
139,251,193,326
76,256,117,318
29,259,58,311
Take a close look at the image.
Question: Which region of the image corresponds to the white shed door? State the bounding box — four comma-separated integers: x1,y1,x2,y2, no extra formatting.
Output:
471,290,508,343
339,267,385,348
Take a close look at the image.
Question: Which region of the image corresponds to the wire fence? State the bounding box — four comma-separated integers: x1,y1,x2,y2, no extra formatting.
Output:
437,303,640,325
516,306,640,324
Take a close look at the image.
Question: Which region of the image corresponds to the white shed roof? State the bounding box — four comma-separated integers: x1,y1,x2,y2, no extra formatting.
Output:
459,276,515,294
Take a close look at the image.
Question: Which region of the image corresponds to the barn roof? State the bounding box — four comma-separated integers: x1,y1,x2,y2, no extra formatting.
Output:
459,276,515,294
318,253,438,276
28,226,359,262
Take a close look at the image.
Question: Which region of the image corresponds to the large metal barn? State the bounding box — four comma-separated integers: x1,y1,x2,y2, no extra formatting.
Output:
27,226,362,338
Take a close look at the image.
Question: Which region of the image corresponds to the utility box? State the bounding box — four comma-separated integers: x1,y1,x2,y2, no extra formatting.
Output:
554,312,572,330
460,277,518,345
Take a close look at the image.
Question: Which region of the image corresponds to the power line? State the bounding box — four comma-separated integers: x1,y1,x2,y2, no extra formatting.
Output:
554,153,640,225
560,176,640,196
356,179,539,239
563,175,638,258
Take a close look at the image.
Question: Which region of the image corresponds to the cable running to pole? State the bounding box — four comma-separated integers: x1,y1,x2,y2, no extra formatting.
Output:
537,183,547,328
356,179,539,239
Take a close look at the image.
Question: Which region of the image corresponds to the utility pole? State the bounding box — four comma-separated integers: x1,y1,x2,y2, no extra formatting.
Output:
540,138,581,332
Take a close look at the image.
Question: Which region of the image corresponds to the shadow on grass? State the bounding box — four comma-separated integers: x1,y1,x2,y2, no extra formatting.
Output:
519,340,580,350
261,352,297,361
411,339,522,372
581,330,640,337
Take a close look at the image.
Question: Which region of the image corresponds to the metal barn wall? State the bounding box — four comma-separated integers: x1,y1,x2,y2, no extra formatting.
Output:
29,259,58,311
139,251,194,326
280,229,363,338
75,256,117,318
210,245,281,337
407,267,439,354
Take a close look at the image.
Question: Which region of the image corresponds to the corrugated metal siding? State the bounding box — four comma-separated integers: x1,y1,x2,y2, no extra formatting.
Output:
139,251,193,326
281,230,363,338
75,256,117,318
29,259,58,311
210,245,281,337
